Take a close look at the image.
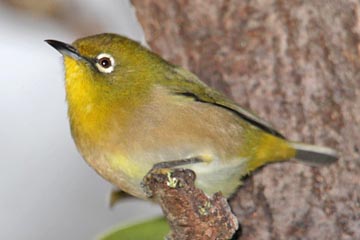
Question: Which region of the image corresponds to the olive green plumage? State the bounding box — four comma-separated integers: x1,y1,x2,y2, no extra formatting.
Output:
46,33,338,199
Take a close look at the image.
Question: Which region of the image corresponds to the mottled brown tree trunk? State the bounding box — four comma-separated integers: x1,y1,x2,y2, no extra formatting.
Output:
131,0,360,239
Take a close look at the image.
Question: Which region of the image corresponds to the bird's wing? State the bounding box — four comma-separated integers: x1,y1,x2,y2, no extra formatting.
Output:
162,66,285,139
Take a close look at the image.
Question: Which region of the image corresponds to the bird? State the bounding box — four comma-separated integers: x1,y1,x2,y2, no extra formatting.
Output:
46,33,338,199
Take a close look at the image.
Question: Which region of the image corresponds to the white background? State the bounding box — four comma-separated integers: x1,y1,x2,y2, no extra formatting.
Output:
0,1,161,239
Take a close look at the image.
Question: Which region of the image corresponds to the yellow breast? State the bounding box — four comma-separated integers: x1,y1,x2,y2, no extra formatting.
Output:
65,57,105,139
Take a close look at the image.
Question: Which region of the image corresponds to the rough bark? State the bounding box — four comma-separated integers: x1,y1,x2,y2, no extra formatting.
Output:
132,0,360,239
143,169,238,240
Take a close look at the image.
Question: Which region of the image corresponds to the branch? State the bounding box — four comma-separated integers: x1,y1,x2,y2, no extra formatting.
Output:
143,169,238,240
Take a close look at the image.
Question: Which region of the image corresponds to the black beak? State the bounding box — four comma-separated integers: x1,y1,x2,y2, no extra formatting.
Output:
45,39,82,60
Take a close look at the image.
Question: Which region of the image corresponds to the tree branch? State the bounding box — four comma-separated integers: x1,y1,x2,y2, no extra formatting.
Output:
143,169,238,240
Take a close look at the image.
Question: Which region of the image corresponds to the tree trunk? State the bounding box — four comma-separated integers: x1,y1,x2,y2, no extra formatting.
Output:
131,0,360,239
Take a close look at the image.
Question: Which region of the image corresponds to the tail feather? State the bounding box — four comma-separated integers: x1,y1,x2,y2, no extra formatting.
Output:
291,142,339,165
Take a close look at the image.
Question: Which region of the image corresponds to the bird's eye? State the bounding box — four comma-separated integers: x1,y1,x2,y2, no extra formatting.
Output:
95,53,115,73
99,57,111,68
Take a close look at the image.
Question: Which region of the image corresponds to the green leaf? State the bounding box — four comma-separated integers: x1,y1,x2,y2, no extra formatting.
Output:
99,216,169,240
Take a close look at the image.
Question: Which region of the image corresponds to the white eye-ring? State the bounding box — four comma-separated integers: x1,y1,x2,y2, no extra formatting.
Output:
95,53,115,73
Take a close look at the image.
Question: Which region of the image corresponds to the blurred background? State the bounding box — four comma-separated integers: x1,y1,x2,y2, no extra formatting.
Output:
0,0,162,239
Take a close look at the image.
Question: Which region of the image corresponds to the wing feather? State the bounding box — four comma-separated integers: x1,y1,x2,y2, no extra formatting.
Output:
162,66,285,139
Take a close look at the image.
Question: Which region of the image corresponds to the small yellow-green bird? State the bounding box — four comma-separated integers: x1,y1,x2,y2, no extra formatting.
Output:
46,33,338,199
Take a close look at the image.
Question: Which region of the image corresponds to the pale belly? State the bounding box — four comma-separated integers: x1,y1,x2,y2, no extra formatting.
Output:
80,97,251,199
98,144,249,199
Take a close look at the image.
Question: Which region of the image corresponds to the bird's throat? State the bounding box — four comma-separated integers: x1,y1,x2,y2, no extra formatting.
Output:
64,57,114,147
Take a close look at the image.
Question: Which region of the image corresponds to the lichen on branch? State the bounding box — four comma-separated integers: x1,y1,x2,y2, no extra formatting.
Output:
143,168,238,240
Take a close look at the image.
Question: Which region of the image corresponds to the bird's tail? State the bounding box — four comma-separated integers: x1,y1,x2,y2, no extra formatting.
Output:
290,142,339,165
